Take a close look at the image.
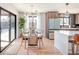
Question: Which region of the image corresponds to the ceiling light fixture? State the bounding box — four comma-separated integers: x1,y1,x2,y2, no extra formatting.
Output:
64,3,70,17
29,4,38,15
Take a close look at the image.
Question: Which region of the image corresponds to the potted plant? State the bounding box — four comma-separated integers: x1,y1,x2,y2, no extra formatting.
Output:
19,17,25,38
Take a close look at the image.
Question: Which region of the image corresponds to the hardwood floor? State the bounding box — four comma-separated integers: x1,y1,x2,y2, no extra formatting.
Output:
0,38,62,55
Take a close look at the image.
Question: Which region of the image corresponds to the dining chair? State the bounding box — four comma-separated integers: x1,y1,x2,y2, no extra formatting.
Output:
23,29,30,48
69,34,79,54
27,32,38,55
35,29,44,48
73,34,79,54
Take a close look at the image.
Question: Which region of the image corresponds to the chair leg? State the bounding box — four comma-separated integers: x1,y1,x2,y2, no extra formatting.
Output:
76,44,79,54
21,38,23,46
72,43,75,55
27,48,29,55
41,38,44,48
38,39,40,48
25,38,26,48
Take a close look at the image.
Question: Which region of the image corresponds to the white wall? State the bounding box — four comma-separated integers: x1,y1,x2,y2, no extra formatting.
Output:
0,3,19,38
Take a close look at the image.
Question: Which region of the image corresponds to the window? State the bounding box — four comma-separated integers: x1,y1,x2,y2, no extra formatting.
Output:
59,14,70,28
0,7,16,52
60,17,70,25
1,10,10,50
24,14,41,30
11,15,16,41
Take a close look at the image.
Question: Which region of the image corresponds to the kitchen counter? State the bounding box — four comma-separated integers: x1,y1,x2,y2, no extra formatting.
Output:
49,28,79,31
54,30,79,55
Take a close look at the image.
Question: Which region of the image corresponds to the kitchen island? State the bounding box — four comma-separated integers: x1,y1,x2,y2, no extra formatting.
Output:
54,28,79,55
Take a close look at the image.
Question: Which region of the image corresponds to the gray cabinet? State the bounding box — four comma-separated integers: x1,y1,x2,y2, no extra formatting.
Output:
75,14,79,24
48,18,60,29
54,19,60,29
48,18,60,39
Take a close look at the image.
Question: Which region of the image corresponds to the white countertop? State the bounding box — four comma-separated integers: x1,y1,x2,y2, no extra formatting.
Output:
60,28,79,29
59,31,79,36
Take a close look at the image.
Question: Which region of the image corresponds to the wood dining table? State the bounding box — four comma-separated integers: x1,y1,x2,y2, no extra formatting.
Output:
24,31,43,49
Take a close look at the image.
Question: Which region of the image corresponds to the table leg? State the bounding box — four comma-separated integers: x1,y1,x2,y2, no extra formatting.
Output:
76,44,79,54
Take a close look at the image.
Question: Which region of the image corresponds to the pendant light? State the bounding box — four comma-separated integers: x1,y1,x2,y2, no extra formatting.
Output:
64,3,70,17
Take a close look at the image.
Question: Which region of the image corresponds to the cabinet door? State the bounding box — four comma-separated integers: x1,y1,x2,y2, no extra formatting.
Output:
76,14,79,24
48,19,55,29
54,19,60,29
48,18,60,29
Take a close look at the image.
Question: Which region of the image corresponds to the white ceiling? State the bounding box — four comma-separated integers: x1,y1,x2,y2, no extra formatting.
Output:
10,3,79,13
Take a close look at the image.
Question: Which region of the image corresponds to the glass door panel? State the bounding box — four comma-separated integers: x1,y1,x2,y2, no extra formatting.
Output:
1,10,10,50
29,16,37,33
11,15,15,41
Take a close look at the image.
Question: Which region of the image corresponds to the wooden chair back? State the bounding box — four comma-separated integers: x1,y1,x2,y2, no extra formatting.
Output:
28,33,38,46
74,34,79,42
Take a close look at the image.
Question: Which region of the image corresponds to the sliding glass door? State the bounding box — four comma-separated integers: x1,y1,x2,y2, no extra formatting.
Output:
0,7,16,52
11,15,16,41
1,10,10,50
